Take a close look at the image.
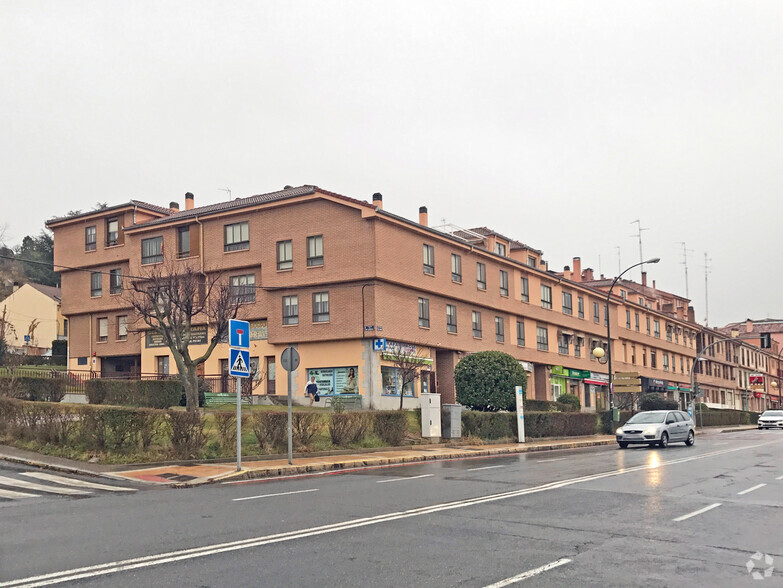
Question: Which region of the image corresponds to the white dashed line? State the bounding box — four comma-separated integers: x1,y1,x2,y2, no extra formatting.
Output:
376,474,433,484
673,503,722,522
738,483,766,495
232,488,318,502
535,458,567,463
467,465,506,472
482,558,572,587
776,475,783,481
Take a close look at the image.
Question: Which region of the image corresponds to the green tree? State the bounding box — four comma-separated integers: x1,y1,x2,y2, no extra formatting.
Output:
455,351,527,412
14,231,58,287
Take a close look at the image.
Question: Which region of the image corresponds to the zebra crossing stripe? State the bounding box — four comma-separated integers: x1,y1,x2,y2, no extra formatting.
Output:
0,488,40,499
21,472,136,492
0,475,91,495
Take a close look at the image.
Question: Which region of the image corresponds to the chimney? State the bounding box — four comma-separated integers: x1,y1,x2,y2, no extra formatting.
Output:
563,265,572,280
169,201,180,214
185,192,195,211
12,281,19,292
419,206,428,226
372,193,383,210
572,257,581,282
746,318,753,333
582,267,594,281
641,271,647,287
688,306,695,323
652,280,656,289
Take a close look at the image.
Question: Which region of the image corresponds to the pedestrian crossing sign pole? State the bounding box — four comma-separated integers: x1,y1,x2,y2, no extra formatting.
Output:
229,320,250,471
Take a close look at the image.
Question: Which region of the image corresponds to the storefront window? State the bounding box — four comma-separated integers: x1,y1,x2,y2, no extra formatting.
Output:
381,366,415,397
306,366,359,395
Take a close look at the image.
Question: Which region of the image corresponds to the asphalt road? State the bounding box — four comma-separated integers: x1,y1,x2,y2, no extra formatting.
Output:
1,429,781,587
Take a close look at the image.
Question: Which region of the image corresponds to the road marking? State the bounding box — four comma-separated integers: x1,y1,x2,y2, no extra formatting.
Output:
0,442,773,588
21,473,136,492
776,475,783,480
0,475,91,496
482,558,572,587
535,458,567,463
467,465,506,472
673,503,722,522
0,488,40,500
232,488,318,502
376,474,433,484
738,483,766,495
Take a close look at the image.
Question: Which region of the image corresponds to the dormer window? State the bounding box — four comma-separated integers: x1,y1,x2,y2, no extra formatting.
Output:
494,243,506,256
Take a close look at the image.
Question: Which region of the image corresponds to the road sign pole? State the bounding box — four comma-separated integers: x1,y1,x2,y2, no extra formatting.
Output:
287,367,293,465
236,376,242,471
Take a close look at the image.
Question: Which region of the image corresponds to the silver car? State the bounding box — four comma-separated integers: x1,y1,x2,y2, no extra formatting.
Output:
757,410,783,429
616,410,695,449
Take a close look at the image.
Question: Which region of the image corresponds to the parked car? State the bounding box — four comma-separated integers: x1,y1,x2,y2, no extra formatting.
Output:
757,410,783,430
615,410,695,449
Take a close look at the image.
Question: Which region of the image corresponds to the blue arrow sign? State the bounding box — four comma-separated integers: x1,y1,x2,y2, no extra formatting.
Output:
229,319,250,350
229,348,250,378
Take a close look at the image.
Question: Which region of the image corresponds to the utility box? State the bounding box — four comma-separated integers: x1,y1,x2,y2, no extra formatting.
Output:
420,393,442,438
441,404,463,439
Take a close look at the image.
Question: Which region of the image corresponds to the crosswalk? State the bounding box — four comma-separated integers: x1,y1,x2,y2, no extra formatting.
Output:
0,471,137,502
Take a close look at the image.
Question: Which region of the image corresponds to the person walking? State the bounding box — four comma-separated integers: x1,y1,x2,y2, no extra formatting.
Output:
305,376,319,406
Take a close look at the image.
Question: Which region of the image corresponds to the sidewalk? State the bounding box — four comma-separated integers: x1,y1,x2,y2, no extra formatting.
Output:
0,424,758,488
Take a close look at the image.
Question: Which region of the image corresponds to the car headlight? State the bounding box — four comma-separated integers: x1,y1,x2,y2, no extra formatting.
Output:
616,428,624,435
644,426,658,436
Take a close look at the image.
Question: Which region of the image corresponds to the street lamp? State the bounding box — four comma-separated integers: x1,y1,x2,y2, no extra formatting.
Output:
592,257,661,421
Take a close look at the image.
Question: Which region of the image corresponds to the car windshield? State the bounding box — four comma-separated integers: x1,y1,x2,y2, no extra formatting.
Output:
625,412,666,424
761,411,783,417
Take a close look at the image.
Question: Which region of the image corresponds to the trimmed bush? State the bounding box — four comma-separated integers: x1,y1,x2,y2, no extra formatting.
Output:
524,399,559,412
455,351,527,412
251,412,288,452
373,411,408,446
167,410,207,459
640,394,679,411
329,412,369,446
522,412,598,438
461,411,515,440
556,393,581,412
213,411,237,451
599,410,634,434
86,379,183,409
0,377,66,402
0,396,23,436
291,412,322,449
694,407,758,427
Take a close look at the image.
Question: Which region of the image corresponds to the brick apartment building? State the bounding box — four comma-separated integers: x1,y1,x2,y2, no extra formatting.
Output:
46,185,776,411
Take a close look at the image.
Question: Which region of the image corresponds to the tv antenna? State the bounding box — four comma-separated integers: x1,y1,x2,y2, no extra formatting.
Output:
678,242,695,299
703,252,712,326
219,188,232,199
631,219,649,280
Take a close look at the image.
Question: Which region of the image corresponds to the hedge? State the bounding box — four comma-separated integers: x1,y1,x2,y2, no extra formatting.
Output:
373,411,408,445
640,393,679,411
692,407,758,427
455,351,527,411
462,410,603,440
0,376,66,402
86,379,184,409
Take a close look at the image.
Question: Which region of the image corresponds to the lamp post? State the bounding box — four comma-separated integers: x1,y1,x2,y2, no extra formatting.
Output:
592,257,660,421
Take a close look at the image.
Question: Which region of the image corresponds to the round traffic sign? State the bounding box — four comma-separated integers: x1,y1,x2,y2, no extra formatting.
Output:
281,346,300,372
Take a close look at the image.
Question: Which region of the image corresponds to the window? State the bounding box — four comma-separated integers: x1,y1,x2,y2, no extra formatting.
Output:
593,302,600,323
499,270,509,296
620,289,627,299
651,351,657,369
91,272,102,297
230,274,256,304
85,226,96,251
663,353,669,371
472,311,482,338
575,336,582,358
451,254,462,282
643,348,647,366
381,366,415,397
680,357,684,373
584,386,591,408
495,316,504,343
558,333,569,355
626,310,631,329
562,292,572,315
476,262,486,290
654,320,660,338
646,316,651,335
109,268,122,294
527,256,537,268
495,243,506,256
117,316,128,340
423,244,435,275
577,296,584,319
306,235,324,266
141,236,163,264
520,276,529,302
106,218,119,246
635,313,640,332
418,297,430,328
638,297,644,306
277,240,293,270
516,320,525,346
224,221,249,252
97,318,108,342
177,226,190,258
631,345,636,365
541,284,552,309
156,355,169,376
446,305,457,333
313,292,330,322
666,325,672,342
536,326,549,351
282,295,299,325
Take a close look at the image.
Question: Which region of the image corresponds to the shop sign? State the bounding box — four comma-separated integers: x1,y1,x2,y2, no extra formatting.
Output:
750,373,764,390
551,365,568,377
585,372,609,385
386,341,417,355
249,320,268,340
519,361,534,372
306,366,359,396
146,325,208,348
552,365,589,379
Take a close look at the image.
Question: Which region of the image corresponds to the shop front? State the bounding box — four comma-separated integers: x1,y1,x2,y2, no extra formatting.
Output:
551,366,591,405
584,372,609,412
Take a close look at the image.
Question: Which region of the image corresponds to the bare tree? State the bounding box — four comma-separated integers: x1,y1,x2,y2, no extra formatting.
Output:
124,261,243,411
385,346,431,410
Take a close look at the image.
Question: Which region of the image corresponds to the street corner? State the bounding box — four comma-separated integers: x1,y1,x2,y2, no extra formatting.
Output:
114,463,236,486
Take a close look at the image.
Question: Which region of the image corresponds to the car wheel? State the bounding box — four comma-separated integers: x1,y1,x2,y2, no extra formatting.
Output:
685,430,695,446
659,432,669,448
618,442,628,449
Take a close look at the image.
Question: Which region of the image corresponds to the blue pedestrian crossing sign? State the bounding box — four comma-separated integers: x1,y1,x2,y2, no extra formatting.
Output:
229,319,250,349
229,348,250,378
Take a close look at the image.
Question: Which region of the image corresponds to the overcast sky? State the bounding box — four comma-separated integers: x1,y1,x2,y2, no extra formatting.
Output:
2,1,781,327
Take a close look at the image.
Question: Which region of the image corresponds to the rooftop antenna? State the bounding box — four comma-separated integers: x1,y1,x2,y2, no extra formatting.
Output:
678,242,695,299
219,188,232,199
703,252,712,326
598,253,602,276
631,219,649,281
